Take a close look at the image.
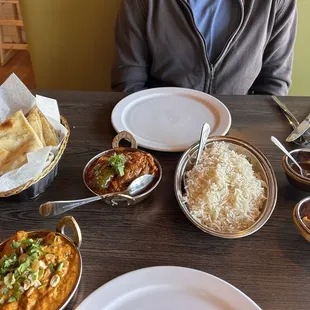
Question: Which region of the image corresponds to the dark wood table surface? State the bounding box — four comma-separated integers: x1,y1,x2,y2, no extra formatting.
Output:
1,91,310,309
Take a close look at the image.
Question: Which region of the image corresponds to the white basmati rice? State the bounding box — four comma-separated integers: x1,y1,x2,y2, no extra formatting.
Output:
184,142,266,233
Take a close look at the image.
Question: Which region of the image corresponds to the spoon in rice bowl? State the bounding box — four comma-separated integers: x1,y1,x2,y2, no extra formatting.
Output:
182,123,210,186
195,123,210,165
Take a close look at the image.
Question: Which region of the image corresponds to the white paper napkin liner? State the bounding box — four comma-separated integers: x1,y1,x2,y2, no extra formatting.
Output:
0,147,52,192
0,73,36,123
36,95,60,123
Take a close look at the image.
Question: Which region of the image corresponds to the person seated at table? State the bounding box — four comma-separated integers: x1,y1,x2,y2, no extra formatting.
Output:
111,0,297,96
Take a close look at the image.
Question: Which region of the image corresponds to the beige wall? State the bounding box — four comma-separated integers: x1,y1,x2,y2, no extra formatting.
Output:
19,0,120,90
289,0,310,96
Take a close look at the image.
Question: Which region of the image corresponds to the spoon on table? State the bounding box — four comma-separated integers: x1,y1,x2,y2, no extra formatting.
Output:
270,136,308,178
39,174,155,217
195,123,210,165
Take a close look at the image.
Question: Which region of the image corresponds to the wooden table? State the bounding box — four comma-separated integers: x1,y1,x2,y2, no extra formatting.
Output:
1,91,310,309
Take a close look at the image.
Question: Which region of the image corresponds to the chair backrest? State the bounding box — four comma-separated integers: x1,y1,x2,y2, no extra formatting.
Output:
19,0,121,90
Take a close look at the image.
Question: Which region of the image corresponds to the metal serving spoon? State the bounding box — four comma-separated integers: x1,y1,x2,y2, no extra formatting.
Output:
271,96,310,146
195,123,210,165
182,123,210,187
271,136,308,178
39,174,155,217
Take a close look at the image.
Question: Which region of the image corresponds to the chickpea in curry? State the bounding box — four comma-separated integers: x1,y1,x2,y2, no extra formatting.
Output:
0,231,80,310
85,148,158,195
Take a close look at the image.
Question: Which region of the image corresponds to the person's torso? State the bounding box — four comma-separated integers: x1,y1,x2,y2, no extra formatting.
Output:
144,0,279,94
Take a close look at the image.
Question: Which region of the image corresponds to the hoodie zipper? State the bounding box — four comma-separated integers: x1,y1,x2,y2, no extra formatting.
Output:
209,0,244,93
180,0,211,92
209,64,214,93
213,0,244,70
180,0,244,94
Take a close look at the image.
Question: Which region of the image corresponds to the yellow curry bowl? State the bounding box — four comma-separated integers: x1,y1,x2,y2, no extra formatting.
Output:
83,131,162,207
0,216,82,310
293,196,310,242
282,148,310,192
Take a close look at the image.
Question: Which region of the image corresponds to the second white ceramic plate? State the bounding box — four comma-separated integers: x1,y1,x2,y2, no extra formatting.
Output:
112,87,231,152
77,266,261,310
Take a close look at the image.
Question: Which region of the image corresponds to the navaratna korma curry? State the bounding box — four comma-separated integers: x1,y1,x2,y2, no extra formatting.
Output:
0,231,80,310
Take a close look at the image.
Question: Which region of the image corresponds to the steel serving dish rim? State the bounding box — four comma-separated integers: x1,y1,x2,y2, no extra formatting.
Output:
0,216,82,310
174,136,278,239
284,148,310,182
82,147,162,200
294,196,310,235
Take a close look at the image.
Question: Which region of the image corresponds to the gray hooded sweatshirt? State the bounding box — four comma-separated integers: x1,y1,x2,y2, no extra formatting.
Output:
111,0,297,95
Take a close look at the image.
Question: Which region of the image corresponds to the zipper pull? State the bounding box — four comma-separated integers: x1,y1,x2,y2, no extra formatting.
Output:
209,64,214,94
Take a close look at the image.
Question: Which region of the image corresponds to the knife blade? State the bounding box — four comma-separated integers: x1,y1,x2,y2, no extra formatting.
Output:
286,113,310,142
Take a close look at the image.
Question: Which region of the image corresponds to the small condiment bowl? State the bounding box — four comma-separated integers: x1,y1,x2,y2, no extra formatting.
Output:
83,131,162,206
174,136,278,239
293,196,310,242
282,149,310,192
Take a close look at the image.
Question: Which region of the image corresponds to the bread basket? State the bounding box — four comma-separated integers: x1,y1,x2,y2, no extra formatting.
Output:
0,116,70,200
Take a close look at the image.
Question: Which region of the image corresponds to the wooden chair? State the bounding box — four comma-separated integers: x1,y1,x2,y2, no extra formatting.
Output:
0,0,27,66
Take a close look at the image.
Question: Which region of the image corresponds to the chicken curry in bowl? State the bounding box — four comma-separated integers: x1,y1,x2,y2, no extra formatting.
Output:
84,148,159,196
82,131,162,208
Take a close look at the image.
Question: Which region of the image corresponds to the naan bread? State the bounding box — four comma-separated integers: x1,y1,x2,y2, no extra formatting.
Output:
27,107,46,147
27,106,58,147
0,149,10,171
0,110,43,176
38,110,58,146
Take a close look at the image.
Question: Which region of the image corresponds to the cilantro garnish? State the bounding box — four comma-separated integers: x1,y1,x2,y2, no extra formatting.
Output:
108,153,127,176
0,237,46,304
11,240,21,249
0,254,18,275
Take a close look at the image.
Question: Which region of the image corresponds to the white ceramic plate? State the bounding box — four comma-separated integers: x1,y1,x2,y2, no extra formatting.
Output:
76,266,261,310
112,88,231,152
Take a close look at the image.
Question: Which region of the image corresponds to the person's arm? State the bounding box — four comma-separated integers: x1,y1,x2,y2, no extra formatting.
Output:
111,0,149,93
249,0,297,96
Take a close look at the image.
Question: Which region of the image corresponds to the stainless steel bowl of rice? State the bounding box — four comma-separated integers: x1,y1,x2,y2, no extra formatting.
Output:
174,136,277,239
